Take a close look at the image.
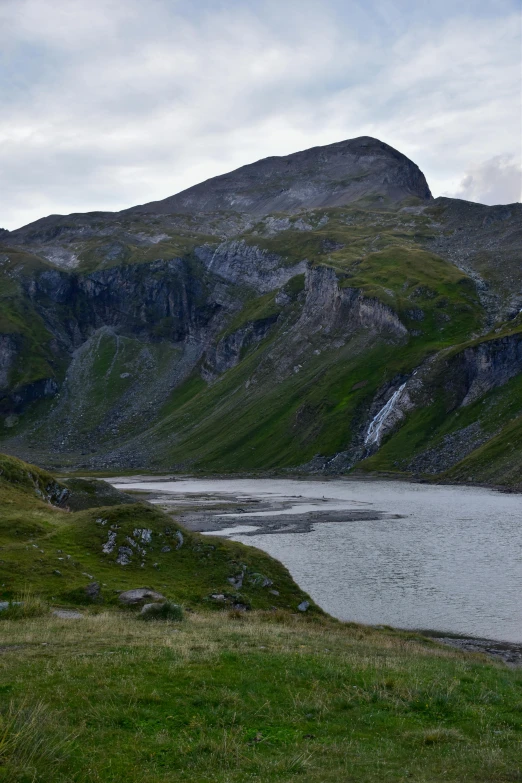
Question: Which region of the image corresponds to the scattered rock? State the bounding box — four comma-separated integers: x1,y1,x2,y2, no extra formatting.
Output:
118,588,165,605
52,569,62,576
102,530,117,554
125,536,146,555
297,601,310,612
0,601,22,611
133,528,152,544
210,593,226,601
175,531,184,549
249,573,273,588
116,546,133,565
161,545,171,553
269,589,280,596
52,609,84,620
84,581,101,601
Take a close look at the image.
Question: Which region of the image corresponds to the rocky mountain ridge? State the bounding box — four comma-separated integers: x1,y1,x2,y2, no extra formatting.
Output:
1,136,521,486
125,136,432,216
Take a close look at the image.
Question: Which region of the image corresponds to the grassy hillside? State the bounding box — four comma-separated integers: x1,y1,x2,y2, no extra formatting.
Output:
1,462,521,782
1,612,521,782
0,453,313,613
0,250,63,398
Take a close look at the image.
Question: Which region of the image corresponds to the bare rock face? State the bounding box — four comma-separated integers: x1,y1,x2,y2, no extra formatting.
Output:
460,335,522,406
126,136,432,217
195,241,307,292
118,588,165,605
0,335,18,390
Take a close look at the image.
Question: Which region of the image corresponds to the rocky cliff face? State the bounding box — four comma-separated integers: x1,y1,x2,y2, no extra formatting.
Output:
0,136,521,484
0,334,17,390
27,259,221,345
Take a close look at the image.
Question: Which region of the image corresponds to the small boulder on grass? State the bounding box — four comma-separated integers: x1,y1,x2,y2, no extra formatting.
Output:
119,588,165,605
140,601,183,622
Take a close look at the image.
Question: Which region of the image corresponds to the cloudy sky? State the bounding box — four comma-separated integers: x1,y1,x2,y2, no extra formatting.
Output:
1,0,520,230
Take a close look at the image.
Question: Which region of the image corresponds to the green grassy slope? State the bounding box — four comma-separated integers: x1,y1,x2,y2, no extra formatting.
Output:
1,612,521,782
0,454,313,613
141,216,484,471
0,457,521,783
360,321,522,486
0,251,63,397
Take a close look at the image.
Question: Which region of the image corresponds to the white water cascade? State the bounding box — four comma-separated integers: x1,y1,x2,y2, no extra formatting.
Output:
364,383,407,447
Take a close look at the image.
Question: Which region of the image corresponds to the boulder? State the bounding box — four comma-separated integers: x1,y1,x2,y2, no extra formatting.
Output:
84,581,101,601
52,609,84,619
297,601,310,612
118,588,165,605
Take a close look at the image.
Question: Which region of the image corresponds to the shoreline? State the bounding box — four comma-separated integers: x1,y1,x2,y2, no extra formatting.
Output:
52,463,522,495
421,632,522,667
104,478,522,661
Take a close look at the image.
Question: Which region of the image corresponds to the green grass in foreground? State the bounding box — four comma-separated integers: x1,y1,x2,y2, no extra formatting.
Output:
0,455,521,781
0,612,521,782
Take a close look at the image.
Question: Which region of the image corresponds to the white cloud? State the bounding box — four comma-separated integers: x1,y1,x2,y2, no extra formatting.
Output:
0,0,520,229
452,155,522,204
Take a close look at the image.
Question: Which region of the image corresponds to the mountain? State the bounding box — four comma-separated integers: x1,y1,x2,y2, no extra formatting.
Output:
0,136,521,486
125,136,432,216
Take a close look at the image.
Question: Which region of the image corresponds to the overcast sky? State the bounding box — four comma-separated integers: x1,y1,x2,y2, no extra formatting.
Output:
1,0,521,230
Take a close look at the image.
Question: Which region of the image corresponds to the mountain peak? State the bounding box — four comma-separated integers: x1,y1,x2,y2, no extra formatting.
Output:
124,136,432,218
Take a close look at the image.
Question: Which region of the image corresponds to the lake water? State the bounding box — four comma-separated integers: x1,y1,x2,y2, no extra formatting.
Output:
111,477,522,642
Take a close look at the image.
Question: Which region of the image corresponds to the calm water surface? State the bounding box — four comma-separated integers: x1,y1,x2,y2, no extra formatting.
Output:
113,478,522,642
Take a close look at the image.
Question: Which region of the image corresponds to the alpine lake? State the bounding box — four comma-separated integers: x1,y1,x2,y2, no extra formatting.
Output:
110,476,522,649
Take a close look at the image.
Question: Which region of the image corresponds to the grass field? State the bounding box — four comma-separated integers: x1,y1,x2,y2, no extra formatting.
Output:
1,611,521,782
0,453,521,782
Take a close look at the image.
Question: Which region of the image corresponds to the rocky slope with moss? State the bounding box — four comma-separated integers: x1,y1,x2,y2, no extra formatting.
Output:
0,136,521,485
0,452,313,612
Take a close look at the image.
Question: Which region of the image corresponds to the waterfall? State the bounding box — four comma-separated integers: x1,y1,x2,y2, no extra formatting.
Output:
365,383,407,447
